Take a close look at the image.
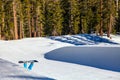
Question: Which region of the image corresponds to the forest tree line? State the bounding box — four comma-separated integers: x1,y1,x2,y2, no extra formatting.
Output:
0,0,120,40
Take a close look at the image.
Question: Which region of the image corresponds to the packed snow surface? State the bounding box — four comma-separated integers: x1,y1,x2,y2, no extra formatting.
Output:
0,59,53,80
0,34,120,80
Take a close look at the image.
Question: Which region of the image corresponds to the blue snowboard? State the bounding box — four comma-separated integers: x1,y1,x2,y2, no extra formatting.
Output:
18,60,38,70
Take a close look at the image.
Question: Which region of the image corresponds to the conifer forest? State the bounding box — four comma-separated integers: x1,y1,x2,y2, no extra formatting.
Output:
0,0,120,40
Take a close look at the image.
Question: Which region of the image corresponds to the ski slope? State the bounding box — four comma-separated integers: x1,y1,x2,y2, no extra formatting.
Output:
0,34,120,80
0,59,53,80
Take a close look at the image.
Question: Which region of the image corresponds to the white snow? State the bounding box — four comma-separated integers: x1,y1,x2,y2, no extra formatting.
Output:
0,34,120,80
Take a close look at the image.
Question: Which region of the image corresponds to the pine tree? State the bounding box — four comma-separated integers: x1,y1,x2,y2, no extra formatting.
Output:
115,0,120,33
0,0,3,39
106,0,116,37
61,0,69,35
44,0,53,36
69,0,80,34
0,0,119,40
99,0,103,36
13,0,18,39
91,0,101,35
36,0,45,37
79,0,90,33
18,0,24,39
52,0,63,36
61,0,80,35
22,0,31,37
44,0,63,36
3,0,14,40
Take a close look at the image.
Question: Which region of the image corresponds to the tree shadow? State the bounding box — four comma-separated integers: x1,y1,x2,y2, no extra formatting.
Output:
49,34,118,45
78,34,118,44
45,47,120,72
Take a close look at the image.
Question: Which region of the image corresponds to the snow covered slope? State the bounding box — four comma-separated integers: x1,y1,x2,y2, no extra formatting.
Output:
0,34,120,80
45,47,120,72
0,59,54,80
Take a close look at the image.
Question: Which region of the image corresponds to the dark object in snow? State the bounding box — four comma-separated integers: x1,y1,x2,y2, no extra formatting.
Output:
0,59,55,80
18,60,38,63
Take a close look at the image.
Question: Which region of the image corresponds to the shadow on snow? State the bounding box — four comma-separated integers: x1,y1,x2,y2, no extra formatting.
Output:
45,47,120,72
49,34,118,45
7,75,55,80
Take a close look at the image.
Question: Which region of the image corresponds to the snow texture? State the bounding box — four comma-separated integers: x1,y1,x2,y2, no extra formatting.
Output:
0,58,54,80
0,34,120,80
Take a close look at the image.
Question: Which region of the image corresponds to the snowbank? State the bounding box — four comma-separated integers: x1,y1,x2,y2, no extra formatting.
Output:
45,46,120,72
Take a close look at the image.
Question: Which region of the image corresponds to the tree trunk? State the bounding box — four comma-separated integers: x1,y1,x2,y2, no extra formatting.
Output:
1,5,5,40
81,19,85,33
31,3,35,37
13,0,18,39
99,0,103,36
1,15,4,39
107,14,112,38
28,13,31,37
40,23,42,37
36,17,38,37
27,1,31,37
95,24,99,35
19,2,24,39
69,1,72,34
116,0,118,13
20,20,23,39
0,26,1,39
31,17,34,37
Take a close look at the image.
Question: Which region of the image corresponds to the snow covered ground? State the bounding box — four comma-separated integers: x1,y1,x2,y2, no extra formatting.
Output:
0,59,53,80
0,34,120,80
